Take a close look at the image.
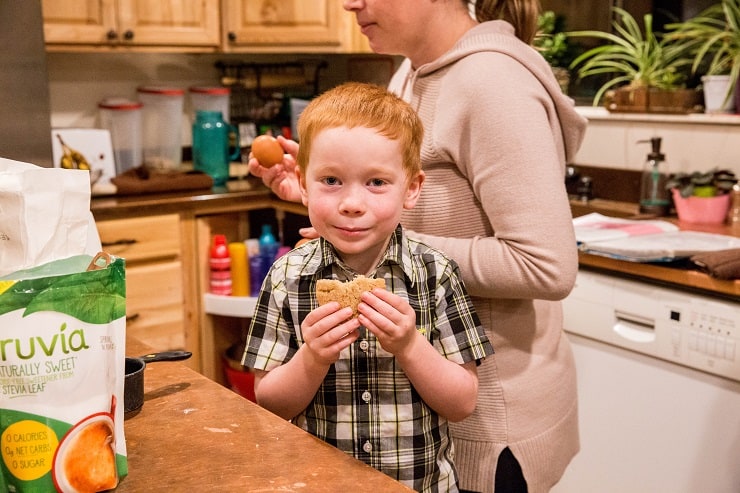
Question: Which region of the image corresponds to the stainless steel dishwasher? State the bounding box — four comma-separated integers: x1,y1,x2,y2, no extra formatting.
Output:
552,269,740,493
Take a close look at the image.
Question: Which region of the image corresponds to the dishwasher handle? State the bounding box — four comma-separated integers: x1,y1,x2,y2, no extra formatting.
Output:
613,310,656,343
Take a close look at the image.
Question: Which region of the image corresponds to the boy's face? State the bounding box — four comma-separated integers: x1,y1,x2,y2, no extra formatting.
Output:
297,125,423,274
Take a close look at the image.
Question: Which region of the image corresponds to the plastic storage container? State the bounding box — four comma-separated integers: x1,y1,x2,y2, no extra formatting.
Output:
98,97,143,175
137,86,185,171
189,86,231,123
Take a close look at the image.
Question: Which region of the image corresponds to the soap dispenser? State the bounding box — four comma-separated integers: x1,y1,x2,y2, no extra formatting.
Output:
638,137,670,216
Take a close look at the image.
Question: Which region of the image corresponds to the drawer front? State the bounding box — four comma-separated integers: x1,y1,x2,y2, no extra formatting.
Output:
126,261,184,351
97,214,181,263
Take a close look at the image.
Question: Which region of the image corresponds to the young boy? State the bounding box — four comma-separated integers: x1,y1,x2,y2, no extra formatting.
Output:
242,82,493,493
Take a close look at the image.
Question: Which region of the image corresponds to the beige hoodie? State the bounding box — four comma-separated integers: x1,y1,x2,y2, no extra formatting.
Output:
389,20,588,493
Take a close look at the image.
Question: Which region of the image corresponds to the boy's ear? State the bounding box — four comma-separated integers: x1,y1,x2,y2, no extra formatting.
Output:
403,171,425,210
296,167,309,206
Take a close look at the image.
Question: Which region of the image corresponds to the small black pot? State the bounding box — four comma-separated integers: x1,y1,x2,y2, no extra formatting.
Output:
124,350,192,419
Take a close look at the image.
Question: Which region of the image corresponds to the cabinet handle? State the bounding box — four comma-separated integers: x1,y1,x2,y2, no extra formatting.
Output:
123,30,134,41
126,313,140,323
101,238,138,247
228,31,237,42
106,30,118,41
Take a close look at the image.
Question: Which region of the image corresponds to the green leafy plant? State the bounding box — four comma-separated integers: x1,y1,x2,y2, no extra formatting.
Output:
665,168,738,198
665,0,740,105
568,7,692,105
534,11,576,68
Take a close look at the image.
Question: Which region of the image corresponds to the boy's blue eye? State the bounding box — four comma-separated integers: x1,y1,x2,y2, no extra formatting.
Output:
370,178,385,187
323,176,339,185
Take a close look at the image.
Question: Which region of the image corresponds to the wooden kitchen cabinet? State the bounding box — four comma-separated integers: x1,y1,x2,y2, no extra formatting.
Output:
42,0,220,51
221,0,370,53
95,214,186,351
90,181,308,379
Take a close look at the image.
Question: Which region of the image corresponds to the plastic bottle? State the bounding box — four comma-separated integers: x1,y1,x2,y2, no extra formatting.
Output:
209,234,232,295
228,242,249,297
638,137,670,216
728,183,740,225
258,224,279,263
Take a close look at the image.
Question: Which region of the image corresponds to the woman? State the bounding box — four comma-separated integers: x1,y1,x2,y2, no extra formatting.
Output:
249,1,587,491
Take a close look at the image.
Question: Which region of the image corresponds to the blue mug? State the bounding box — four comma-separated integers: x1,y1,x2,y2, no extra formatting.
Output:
192,110,240,187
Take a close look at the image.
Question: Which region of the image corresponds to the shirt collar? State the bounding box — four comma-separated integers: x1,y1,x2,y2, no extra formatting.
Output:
299,225,420,286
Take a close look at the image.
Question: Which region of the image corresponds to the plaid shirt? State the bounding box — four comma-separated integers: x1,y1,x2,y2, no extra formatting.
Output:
243,225,493,493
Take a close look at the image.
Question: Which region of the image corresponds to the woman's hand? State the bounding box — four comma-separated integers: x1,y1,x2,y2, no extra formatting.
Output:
247,135,303,203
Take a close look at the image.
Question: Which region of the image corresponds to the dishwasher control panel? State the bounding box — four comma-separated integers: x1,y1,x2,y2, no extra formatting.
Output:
563,270,740,382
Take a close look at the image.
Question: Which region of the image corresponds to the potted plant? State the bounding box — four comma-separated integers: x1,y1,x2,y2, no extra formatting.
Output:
665,168,738,223
534,11,579,93
665,0,740,113
567,7,699,113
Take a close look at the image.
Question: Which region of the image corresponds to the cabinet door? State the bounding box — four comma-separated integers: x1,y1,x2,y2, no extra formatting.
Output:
42,0,116,45
222,0,344,52
43,0,219,49
126,260,185,351
117,0,220,47
96,214,185,351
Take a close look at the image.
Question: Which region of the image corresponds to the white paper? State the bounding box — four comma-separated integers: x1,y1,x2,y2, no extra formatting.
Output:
573,213,679,244
0,158,93,276
573,213,739,262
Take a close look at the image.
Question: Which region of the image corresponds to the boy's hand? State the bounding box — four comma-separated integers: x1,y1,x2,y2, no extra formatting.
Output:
300,302,361,366
247,135,303,203
358,289,419,357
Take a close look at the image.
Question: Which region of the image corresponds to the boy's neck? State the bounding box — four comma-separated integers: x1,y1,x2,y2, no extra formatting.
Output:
332,237,390,277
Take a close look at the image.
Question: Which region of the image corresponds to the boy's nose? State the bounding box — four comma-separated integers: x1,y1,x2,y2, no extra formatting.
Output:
339,191,365,215
343,0,362,12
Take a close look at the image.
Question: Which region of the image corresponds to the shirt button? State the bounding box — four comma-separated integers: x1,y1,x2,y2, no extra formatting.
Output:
362,390,371,403
363,441,373,453
359,340,369,351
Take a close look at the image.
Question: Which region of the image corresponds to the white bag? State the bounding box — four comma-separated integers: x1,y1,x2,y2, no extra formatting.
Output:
0,158,92,277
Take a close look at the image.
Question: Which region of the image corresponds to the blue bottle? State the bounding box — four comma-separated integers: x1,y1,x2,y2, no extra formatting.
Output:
258,224,279,263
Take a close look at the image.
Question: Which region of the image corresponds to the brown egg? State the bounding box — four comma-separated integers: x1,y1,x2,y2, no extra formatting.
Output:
251,135,284,168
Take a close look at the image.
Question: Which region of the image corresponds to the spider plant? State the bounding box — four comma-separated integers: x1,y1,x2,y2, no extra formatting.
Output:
665,0,740,106
568,7,692,105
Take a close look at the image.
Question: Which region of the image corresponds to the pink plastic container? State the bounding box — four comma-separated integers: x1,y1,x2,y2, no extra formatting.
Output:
672,188,731,224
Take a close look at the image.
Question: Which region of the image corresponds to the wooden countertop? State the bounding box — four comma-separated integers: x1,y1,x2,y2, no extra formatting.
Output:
120,337,412,492
91,178,273,220
571,199,740,301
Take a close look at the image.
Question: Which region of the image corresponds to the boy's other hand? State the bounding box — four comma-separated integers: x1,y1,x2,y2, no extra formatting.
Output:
358,289,419,356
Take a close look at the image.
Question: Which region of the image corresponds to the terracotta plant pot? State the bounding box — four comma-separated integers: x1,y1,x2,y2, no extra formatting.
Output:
671,188,731,224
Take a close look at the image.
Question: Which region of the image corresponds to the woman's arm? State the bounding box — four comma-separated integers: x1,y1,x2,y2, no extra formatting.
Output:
412,53,580,301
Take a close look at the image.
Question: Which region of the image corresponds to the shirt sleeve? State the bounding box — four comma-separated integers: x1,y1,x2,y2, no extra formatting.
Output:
431,258,494,364
242,265,297,371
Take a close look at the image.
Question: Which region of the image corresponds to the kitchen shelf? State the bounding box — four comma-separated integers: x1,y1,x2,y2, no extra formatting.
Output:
203,293,257,318
576,106,740,126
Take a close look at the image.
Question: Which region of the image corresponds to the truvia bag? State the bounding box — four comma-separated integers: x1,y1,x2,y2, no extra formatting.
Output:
0,253,127,493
